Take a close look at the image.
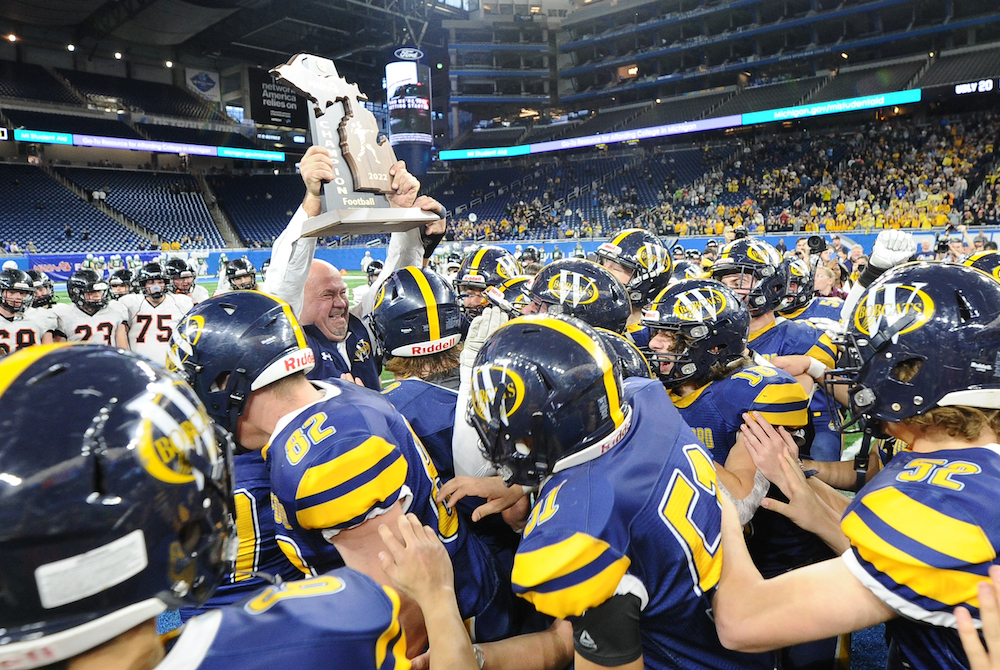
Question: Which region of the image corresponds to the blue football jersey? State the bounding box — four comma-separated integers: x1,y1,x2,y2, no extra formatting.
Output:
783,296,845,324
511,377,773,670
668,362,832,577
181,451,305,620
842,445,1000,670
381,378,457,481
750,318,841,460
160,570,409,670
264,379,508,640
669,364,809,463
626,323,650,350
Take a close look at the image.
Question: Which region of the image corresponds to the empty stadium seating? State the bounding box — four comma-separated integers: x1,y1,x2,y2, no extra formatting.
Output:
0,61,79,105
4,109,142,139
919,45,1000,88
206,174,305,246
808,61,924,103
0,163,147,253
58,168,224,248
137,123,260,150
56,69,223,120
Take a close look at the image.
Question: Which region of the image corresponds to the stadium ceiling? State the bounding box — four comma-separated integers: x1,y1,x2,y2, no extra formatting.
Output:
1,0,451,87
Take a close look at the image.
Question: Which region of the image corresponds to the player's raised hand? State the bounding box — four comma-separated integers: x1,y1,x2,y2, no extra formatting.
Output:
300,146,337,216
378,513,454,606
957,565,1000,670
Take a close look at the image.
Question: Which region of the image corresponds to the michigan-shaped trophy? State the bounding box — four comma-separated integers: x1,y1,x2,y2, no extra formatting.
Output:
270,54,439,236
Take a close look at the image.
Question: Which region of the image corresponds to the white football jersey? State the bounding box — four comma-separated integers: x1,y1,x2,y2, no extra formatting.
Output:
119,292,193,367
0,307,55,354
176,283,211,305
52,301,128,345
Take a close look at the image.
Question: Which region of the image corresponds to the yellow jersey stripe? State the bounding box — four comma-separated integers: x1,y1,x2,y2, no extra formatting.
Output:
296,436,398,500
753,381,809,406
375,586,405,669
530,316,625,426
406,267,440,342
859,487,996,565
518,555,632,619
275,535,315,577
842,512,984,608
232,490,261,582
754,409,809,426
807,342,837,369
297,454,408,529
0,343,71,399
513,532,619,587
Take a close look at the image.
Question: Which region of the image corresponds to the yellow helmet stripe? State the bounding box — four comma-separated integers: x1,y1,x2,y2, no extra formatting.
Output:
0,343,72,400
528,316,624,427
260,290,308,350
470,246,491,272
406,267,440,342
611,229,638,247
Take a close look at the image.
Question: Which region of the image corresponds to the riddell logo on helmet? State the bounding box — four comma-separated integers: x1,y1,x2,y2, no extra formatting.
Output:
284,350,315,372
404,334,461,356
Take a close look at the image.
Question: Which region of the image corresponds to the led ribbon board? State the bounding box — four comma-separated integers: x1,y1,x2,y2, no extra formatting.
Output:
12,129,285,162
438,89,922,161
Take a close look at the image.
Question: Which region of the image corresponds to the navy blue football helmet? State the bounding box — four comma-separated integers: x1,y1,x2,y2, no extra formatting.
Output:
456,246,522,317
524,258,632,333
670,259,704,283
595,228,673,308
596,327,655,379
641,279,750,388
469,314,628,487
225,257,258,291
0,268,33,315
711,238,786,316
484,275,533,318
964,250,1000,282
369,267,462,358
68,269,110,315
827,262,1000,431
167,292,315,435
780,257,815,313
26,269,55,308
0,344,234,670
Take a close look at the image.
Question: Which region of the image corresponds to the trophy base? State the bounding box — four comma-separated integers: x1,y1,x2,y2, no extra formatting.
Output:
301,207,441,238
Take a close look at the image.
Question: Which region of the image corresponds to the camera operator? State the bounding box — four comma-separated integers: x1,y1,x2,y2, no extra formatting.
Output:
937,224,972,262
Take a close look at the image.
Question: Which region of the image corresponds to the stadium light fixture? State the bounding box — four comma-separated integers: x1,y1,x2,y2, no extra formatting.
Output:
67,44,76,52
929,51,935,57
114,51,123,60
165,60,173,68
841,52,848,59
6,34,16,43
656,98,661,103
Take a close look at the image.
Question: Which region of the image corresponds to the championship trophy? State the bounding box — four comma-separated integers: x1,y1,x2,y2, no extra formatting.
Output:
270,54,439,237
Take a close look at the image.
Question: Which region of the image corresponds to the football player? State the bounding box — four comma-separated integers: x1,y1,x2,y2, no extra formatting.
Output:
109,268,136,298
52,269,129,347
594,227,673,345
779,257,844,332
118,262,192,366
353,258,385,307
168,292,520,651
225,257,258,291
26,269,56,309
0,268,54,353
469,313,774,670
714,262,1000,670
167,257,210,304
0,344,475,670
455,246,522,319
643,279,810,524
